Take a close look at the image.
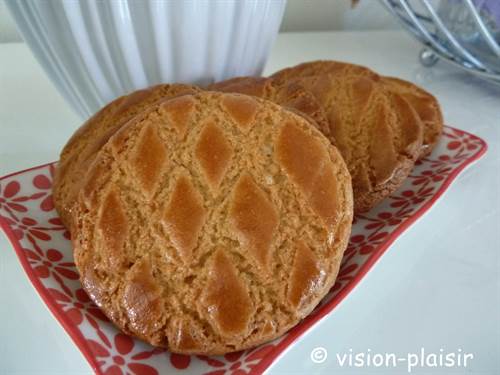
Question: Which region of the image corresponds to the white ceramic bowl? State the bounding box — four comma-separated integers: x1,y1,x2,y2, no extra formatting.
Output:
7,0,286,118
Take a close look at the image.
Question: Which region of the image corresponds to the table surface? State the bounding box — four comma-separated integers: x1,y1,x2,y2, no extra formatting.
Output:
1,30,499,375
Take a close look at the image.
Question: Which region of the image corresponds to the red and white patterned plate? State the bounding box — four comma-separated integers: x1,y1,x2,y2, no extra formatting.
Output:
0,126,487,375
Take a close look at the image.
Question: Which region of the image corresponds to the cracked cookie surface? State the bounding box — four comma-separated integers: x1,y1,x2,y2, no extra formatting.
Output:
73,91,353,355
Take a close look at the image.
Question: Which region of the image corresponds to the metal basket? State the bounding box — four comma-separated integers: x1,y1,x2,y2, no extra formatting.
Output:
381,0,500,85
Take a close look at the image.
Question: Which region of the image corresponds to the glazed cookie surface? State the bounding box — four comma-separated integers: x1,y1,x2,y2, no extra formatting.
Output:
53,83,200,228
289,74,423,212
271,60,440,158
73,91,353,354
208,76,330,137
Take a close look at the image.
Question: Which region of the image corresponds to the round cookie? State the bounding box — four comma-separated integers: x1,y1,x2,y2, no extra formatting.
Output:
271,60,441,159
289,73,423,212
382,77,443,157
207,76,331,137
73,91,353,354
53,83,200,229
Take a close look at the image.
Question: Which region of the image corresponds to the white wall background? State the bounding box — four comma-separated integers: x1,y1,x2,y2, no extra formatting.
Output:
0,0,399,43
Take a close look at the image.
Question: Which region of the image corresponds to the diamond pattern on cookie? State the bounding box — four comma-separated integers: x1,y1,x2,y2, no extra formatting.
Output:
72,91,353,354
195,120,233,193
221,94,258,132
287,241,325,310
160,95,196,139
96,189,128,269
276,120,340,228
129,123,169,199
162,173,207,262
229,173,278,272
276,120,327,193
200,249,253,338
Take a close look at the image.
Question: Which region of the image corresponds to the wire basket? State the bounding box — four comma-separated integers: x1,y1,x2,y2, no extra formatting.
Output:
381,0,500,85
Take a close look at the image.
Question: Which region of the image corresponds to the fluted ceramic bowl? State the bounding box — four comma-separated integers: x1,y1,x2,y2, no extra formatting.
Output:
7,0,286,118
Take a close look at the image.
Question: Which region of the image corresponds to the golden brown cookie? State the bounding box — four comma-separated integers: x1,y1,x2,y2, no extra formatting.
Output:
53,83,200,229
289,74,423,212
73,91,353,354
382,77,443,157
207,76,330,137
271,60,442,158
271,60,380,83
